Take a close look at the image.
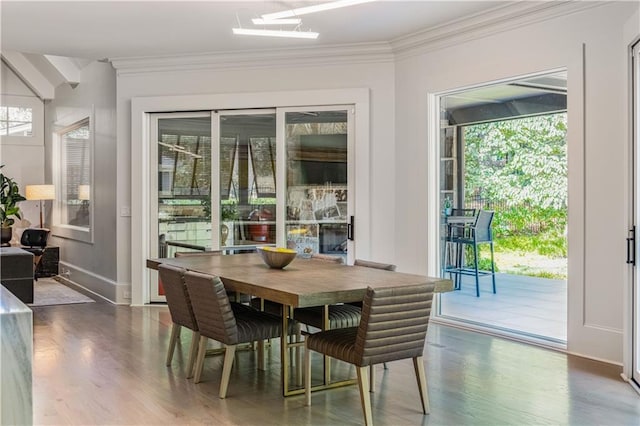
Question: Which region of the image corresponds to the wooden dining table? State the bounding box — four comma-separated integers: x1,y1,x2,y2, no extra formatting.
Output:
147,253,452,396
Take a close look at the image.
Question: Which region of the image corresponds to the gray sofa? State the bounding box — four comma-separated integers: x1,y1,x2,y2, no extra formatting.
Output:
0,247,34,304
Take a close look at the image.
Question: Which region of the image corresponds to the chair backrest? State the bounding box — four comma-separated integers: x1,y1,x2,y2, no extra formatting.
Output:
354,259,396,272
311,253,344,264
451,208,476,217
183,270,238,345
20,228,49,248
473,210,495,243
355,283,434,367
157,264,199,331
175,250,222,257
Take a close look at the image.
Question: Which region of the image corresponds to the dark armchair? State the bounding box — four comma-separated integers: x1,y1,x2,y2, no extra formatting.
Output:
20,228,49,280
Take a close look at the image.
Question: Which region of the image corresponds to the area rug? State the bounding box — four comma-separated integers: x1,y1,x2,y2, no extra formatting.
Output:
29,277,95,307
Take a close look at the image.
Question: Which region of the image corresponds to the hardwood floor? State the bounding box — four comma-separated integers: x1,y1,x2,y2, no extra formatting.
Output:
31,289,640,425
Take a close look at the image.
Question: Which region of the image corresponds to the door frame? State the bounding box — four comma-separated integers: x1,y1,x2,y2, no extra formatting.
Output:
130,89,370,305
629,40,640,390
428,68,571,348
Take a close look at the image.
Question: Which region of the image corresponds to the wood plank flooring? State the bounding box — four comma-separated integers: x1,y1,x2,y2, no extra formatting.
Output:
31,287,640,425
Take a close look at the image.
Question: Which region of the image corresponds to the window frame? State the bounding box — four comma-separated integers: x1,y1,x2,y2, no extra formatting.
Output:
0,95,44,146
52,109,94,243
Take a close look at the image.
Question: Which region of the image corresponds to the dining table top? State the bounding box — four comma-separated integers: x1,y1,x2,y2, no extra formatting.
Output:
147,253,452,308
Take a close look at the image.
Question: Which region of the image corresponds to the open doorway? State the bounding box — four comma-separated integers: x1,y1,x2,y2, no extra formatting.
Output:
436,71,568,346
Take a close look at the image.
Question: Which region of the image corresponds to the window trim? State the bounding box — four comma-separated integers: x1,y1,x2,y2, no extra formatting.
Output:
52,108,94,243
0,95,43,146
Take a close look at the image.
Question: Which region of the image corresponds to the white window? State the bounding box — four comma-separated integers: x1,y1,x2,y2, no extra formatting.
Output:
0,95,43,145
53,114,93,243
0,105,32,136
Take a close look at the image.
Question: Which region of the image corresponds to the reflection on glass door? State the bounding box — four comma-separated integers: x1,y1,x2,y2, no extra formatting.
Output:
149,113,212,301
216,111,277,251
284,110,352,261
148,107,355,301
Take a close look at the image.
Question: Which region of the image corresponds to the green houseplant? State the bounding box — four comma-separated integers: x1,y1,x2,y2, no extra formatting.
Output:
0,165,26,245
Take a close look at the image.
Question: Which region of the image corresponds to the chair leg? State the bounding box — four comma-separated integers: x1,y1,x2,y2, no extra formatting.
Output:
356,366,373,426
413,356,430,414
33,255,43,281
296,324,303,387
257,339,265,371
455,242,463,290
305,341,312,406
186,330,200,379
193,335,208,384
166,323,181,366
473,242,480,297
490,242,496,294
369,364,376,393
219,344,236,399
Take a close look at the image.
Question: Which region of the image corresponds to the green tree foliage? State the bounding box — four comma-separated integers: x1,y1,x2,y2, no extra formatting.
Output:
463,114,568,261
464,114,567,209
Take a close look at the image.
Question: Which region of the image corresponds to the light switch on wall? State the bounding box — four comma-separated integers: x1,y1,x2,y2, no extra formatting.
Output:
120,206,131,217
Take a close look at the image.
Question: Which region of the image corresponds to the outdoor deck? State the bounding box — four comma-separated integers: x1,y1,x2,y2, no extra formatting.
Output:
437,272,567,343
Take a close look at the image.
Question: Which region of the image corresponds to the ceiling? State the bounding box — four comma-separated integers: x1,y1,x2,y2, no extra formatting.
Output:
1,1,510,60
442,72,567,125
1,0,570,116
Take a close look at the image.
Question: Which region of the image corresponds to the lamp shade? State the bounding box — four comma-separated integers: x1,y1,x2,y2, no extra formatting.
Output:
25,185,56,200
78,185,90,201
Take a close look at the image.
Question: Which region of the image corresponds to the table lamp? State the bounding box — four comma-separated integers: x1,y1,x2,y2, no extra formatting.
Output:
25,184,56,228
78,185,90,201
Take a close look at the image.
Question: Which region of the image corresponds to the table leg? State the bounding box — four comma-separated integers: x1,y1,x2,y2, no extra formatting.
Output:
323,305,331,385
281,304,290,396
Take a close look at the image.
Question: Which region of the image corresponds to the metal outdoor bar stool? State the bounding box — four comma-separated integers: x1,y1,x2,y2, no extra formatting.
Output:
443,209,496,297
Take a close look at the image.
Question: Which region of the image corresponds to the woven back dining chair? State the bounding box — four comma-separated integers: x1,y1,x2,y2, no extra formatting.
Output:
293,253,360,330
305,283,435,426
184,270,293,398
157,264,200,379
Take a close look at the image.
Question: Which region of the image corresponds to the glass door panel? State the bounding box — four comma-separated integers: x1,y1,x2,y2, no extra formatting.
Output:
149,113,212,301
284,110,349,261
217,112,277,252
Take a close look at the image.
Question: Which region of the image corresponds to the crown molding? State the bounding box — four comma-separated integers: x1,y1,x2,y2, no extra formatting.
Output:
110,42,394,75
110,1,605,75
391,1,605,59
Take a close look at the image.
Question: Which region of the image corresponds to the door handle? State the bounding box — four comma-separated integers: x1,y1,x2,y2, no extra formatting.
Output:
347,216,355,241
627,226,635,265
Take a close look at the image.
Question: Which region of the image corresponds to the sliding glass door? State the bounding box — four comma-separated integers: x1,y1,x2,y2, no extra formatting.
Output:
284,109,353,261
147,106,354,301
213,110,277,251
149,112,212,301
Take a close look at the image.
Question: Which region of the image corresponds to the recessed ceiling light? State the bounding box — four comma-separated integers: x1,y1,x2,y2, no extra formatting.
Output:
251,18,302,25
260,0,375,21
232,28,319,39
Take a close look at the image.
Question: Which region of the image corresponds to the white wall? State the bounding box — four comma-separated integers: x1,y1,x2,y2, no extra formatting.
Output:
0,61,44,233
45,62,119,300
111,1,638,363
116,60,396,301
394,2,639,364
